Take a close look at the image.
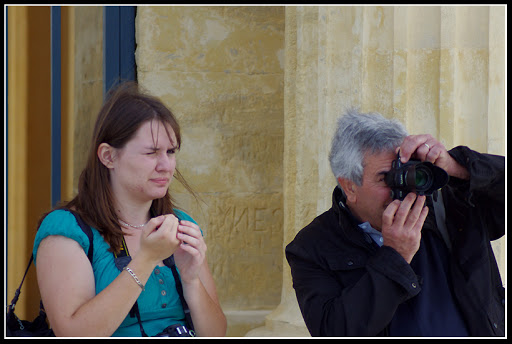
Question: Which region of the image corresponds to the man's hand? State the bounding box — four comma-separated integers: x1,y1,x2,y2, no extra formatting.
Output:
398,134,469,180
381,193,429,263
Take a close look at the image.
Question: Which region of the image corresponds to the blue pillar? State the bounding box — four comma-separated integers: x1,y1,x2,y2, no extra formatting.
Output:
104,6,136,96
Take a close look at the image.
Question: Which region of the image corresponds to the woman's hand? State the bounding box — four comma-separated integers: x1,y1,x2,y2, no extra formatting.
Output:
172,221,227,336
138,215,181,265
173,220,207,283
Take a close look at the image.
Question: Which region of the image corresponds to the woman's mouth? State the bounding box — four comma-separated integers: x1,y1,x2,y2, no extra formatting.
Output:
151,178,169,186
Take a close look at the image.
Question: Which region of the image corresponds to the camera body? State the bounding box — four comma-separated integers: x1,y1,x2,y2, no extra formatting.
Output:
153,324,195,337
384,152,449,201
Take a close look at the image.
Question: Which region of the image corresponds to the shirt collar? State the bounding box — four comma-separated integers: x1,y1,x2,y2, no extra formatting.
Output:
333,186,384,247
358,221,384,247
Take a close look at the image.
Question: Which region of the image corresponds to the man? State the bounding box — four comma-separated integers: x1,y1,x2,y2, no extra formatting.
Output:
285,109,505,336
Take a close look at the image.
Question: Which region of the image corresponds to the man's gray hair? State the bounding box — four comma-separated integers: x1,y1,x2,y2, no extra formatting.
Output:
329,108,408,186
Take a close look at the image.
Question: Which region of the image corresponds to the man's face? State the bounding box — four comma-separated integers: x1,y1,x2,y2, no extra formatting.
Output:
346,150,396,231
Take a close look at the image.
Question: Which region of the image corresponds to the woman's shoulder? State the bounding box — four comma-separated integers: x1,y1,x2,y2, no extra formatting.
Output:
33,209,93,264
40,208,82,230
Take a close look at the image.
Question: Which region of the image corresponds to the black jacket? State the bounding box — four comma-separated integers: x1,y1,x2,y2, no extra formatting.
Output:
285,146,505,336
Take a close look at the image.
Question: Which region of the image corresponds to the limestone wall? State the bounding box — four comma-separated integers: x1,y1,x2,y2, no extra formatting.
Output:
135,6,286,324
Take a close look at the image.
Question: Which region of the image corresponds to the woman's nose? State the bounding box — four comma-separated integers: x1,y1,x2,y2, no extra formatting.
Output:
156,152,174,172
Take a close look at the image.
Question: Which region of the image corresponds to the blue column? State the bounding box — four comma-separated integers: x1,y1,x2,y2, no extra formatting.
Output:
104,6,136,96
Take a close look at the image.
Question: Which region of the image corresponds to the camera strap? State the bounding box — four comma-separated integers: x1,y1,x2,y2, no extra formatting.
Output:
164,255,195,332
113,237,194,337
432,191,452,251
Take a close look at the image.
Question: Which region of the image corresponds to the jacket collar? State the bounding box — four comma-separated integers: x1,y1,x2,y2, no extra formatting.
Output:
331,186,378,248
332,186,362,226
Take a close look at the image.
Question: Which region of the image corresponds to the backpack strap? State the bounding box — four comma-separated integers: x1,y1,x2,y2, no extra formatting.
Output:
66,209,94,262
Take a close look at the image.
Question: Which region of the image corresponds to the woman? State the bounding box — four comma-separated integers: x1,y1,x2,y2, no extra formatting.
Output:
33,82,226,337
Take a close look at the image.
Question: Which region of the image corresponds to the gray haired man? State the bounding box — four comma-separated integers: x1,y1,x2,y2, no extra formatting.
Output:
286,109,505,336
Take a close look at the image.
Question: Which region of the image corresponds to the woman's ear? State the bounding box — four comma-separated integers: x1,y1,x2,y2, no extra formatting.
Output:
337,177,357,204
97,143,115,169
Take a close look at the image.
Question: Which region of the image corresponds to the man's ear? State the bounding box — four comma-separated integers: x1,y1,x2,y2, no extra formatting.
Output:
337,177,357,204
97,143,116,169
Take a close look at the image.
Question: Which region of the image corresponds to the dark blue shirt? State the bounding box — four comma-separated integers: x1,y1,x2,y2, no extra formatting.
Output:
359,221,469,336
388,231,469,336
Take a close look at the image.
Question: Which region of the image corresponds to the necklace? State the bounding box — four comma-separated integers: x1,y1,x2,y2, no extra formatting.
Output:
119,219,147,229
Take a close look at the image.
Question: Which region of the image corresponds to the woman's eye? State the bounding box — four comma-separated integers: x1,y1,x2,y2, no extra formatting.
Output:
145,147,177,155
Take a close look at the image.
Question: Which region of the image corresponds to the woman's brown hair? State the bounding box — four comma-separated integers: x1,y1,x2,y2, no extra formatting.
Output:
42,81,195,254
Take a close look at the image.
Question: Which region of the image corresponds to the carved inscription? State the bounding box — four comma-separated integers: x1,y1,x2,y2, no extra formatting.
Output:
206,194,284,308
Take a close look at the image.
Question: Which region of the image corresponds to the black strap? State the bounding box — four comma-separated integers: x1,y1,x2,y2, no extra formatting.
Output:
164,256,194,332
8,255,34,312
67,209,94,262
114,237,194,336
130,302,148,337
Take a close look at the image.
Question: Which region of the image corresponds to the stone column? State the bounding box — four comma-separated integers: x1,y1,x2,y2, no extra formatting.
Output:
247,6,330,336
248,6,377,337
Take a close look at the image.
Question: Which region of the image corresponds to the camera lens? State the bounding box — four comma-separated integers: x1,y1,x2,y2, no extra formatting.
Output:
414,166,433,191
386,152,449,201
415,169,429,187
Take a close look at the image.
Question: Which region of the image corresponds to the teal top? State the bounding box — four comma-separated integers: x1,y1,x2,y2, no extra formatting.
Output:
33,208,199,337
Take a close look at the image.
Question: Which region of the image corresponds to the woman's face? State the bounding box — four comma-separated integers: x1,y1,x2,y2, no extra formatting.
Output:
108,120,178,205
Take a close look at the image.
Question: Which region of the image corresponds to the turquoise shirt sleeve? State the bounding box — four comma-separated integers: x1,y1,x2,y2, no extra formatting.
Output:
32,209,91,266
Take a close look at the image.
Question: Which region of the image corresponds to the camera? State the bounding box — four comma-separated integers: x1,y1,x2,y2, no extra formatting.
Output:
153,324,195,337
384,151,449,201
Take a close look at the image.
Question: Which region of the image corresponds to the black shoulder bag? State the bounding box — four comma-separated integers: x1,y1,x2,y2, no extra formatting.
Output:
6,210,93,337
